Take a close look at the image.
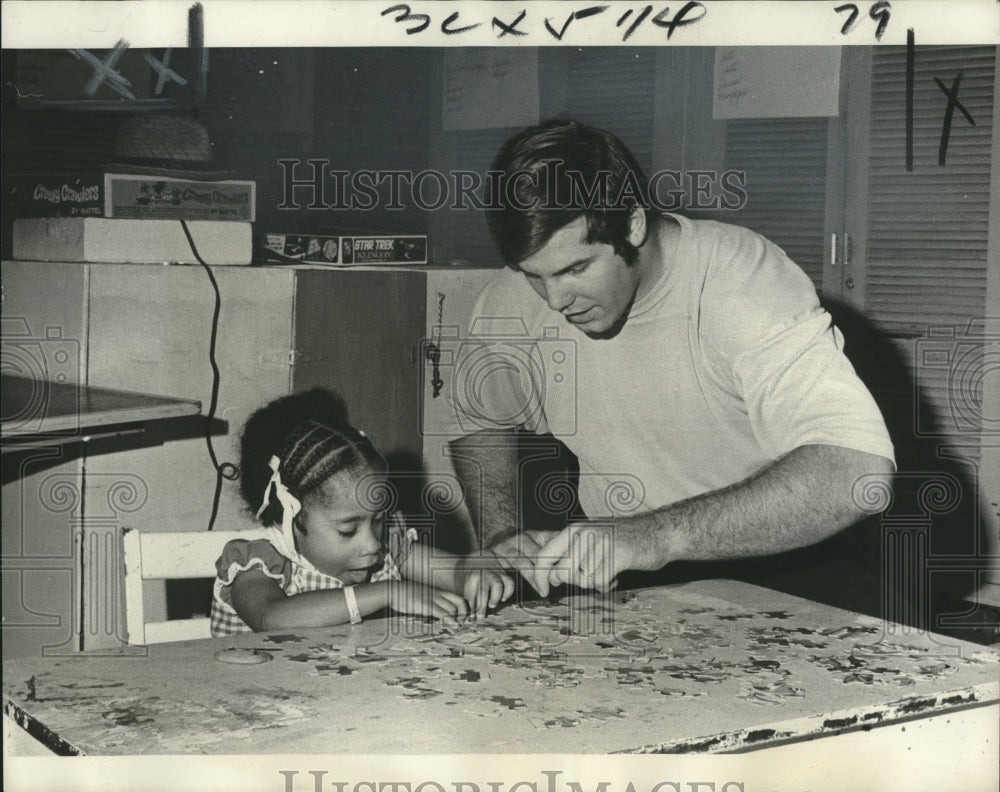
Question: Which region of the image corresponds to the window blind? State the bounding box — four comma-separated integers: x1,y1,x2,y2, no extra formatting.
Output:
863,46,994,465
563,48,656,176
864,46,994,335
722,118,830,294
451,127,515,267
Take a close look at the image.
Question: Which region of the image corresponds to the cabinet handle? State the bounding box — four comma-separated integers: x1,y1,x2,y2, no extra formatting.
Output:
830,232,839,267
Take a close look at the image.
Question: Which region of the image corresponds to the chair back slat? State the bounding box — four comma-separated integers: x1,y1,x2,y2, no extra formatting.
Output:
137,530,269,580
121,527,271,645
144,618,213,644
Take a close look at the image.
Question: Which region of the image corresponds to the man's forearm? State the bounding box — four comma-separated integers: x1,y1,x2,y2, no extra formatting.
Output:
448,429,522,549
622,444,894,570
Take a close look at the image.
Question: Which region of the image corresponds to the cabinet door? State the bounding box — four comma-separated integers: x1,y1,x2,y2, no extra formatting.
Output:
419,268,502,551
291,269,427,459
291,268,444,546
1,261,88,659
420,270,498,463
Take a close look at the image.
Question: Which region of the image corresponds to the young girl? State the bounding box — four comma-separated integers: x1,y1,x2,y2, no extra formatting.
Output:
210,390,515,636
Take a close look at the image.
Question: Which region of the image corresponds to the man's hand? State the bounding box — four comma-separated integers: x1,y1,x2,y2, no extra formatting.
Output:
486,530,558,578
530,519,661,596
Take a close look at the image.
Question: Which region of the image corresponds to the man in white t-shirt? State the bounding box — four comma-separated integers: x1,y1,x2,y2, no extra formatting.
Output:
448,119,894,596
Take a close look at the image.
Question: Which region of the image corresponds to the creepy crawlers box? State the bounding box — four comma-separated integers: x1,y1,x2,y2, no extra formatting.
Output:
5,173,257,222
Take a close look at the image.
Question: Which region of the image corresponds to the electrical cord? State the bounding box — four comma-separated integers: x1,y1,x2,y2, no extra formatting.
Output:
180,219,239,530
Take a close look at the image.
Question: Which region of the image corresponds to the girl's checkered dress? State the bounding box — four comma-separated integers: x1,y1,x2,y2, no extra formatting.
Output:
210,512,412,636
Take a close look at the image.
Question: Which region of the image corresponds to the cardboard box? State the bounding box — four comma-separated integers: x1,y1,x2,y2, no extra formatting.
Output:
5,173,256,222
341,235,427,265
13,217,254,265
262,233,341,264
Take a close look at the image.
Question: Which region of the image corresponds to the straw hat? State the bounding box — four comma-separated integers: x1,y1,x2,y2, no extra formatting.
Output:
111,113,234,180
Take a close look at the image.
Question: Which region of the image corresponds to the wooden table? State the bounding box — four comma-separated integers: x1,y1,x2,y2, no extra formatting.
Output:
3,579,997,756
1,373,201,451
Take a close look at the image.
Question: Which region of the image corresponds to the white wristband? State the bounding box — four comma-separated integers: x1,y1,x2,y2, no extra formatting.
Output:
344,585,362,624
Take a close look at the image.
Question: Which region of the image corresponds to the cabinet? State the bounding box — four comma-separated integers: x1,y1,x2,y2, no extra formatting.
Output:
1,260,498,656
1,264,88,660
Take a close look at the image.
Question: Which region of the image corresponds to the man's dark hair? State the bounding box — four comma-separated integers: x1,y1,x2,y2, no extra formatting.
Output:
485,119,651,269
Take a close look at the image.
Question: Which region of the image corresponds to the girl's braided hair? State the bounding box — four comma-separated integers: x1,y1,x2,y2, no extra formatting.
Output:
239,389,387,529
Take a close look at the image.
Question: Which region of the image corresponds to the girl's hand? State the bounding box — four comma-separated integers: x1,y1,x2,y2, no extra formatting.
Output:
387,581,469,628
457,558,516,619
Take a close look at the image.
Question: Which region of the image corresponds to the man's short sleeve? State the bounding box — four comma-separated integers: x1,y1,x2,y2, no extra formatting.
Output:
735,308,895,463
699,228,895,466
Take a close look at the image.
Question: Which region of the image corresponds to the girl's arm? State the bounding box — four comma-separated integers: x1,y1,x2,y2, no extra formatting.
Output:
401,544,515,619
228,568,468,631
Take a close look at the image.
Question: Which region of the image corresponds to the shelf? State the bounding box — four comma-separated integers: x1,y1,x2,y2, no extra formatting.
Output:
1,374,201,450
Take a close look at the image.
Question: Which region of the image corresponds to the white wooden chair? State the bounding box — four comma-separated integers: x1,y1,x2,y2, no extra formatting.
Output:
121,526,269,645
